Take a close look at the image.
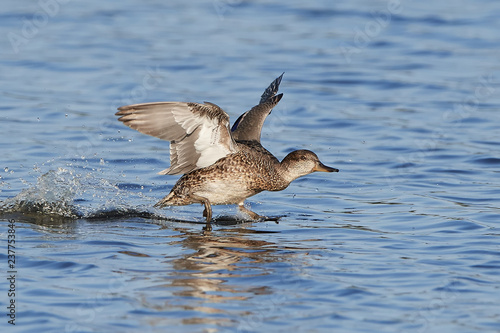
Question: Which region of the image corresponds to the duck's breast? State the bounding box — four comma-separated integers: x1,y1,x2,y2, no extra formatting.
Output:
194,178,259,205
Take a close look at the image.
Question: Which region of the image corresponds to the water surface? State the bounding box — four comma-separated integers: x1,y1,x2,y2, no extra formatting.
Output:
1,0,500,332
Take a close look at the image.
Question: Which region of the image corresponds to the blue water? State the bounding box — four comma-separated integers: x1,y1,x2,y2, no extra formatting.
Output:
1,0,500,332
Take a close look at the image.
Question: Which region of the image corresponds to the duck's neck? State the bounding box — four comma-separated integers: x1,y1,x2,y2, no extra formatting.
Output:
279,156,306,185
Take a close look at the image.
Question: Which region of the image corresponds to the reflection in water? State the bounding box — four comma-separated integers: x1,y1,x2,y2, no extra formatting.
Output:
1,193,320,332
137,227,295,329
0,209,301,330
172,229,276,296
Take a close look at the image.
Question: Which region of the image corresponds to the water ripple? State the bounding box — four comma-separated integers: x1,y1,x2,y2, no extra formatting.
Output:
1,0,500,332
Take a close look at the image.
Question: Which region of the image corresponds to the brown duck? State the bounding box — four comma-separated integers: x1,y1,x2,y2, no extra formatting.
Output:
116,73,338,230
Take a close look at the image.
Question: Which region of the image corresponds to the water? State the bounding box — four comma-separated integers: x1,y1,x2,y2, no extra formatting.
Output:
1,0,500,332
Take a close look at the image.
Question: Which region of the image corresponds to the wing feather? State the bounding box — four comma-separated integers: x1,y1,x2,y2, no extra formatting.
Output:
116,102,237,175
231,73,284,142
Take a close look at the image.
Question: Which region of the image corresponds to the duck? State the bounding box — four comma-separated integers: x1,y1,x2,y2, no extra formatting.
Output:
115,73,338,230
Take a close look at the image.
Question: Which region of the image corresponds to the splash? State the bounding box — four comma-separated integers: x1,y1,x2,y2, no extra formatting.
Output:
0,168,156,220
0,168,265,225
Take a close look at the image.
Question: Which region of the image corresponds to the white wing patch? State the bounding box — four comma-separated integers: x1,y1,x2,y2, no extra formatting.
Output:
194,118,232,169
171,105,199,134
116,101,238,175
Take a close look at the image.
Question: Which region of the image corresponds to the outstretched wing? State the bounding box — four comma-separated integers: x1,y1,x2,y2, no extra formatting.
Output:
116,101,237,175
259,72,284,104
231,73,284,142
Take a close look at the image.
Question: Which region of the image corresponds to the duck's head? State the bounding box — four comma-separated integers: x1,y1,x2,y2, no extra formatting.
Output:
281,150,339,182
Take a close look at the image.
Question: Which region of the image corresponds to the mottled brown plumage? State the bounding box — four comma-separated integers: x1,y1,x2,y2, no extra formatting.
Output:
116,74,338,230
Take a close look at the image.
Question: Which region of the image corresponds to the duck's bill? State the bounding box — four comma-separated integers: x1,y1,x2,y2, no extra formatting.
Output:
313,162,339,173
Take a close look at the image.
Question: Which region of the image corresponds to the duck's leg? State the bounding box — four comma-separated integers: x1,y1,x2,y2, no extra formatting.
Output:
238,202,264,221
193,194,212,231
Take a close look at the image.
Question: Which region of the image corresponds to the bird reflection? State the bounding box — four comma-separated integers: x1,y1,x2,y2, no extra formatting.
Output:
168,227,278,300
137,226,292,328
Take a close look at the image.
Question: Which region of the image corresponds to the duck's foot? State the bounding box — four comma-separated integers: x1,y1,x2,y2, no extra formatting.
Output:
264,215,283,223
238,204,267,221
202,206,212,231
